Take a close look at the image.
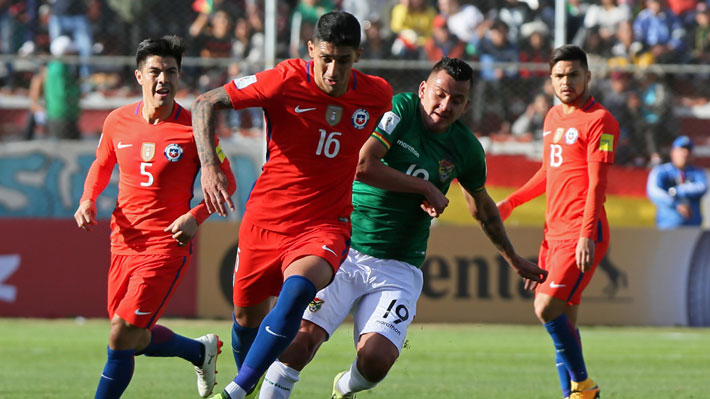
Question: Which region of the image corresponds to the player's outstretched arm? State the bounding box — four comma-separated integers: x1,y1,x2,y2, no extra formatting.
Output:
356,136,449,216
192,86,235,217
496,165,547,221
463,186,547,283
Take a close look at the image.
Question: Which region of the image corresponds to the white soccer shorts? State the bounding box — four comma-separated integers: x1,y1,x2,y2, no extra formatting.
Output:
303,248,424,352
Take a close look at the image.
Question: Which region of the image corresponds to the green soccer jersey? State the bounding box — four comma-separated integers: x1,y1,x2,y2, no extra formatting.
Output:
351,92,487,267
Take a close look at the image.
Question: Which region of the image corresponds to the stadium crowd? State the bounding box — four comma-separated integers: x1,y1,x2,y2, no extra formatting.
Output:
2,0,710,166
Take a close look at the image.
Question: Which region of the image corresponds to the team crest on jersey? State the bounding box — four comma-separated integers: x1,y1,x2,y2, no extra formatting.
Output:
377,111,400,135
141,143,156,162
565,128,579,144
164,143,183,162
351,108,370,129
325,105,343,126
553,128,565,143
438,159,455,182
308,297,324,312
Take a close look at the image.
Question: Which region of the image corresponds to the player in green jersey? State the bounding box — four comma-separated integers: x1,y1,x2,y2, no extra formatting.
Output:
258,57,548,399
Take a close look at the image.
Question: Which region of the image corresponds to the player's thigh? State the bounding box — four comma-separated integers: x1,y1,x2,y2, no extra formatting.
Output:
354,258,423,353
537,239,609,306
282,224,351,280
232,221,287,307
114,254,190,329
302,251,367,339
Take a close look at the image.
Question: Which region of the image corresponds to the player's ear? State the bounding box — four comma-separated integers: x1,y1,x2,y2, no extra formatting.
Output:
353,47,363,63
307,40,315,58
134,69,142,85
418,80,427,99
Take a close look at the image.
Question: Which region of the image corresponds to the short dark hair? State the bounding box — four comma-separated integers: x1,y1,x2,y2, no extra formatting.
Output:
549,44,588,71
430,57,474,89
136,35,186,70
313,11,361,49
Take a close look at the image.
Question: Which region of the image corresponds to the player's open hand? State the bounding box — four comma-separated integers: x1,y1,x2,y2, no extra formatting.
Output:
165,213,198,247
496,199,513,221
575,237,595,272
74,199,98,231
201,165,234,217
509,254,547,283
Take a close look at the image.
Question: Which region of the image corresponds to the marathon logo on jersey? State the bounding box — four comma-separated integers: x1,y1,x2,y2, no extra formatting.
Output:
308,297,324,312
234,75,257,90
377,111,400,135
164,143,184,162
325,105,343,126
141,143,156,162
553,128,564,143
351,108,370,130
600,133,615,152
438,159,455,183
565,128,579,145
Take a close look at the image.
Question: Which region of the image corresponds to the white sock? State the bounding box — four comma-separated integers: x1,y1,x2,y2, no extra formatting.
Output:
224,381,247,399
336,357,378,394
259,360,301,399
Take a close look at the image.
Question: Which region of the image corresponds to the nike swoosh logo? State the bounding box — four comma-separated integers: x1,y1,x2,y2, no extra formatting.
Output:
321,245,337,256
542,131,552,136
265,325,286,338
549,282,567,288
134,309,151,315
117,142,132,148
295,105,316,113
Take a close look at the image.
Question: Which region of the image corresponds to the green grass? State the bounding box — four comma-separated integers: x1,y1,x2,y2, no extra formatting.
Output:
1,319,708,398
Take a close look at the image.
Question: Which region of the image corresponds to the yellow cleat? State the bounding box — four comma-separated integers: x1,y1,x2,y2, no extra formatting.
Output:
245,374,264,399
331,371,355,399
569,378,600,399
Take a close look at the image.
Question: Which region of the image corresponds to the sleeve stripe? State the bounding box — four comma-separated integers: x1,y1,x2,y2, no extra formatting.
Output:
372,131,391,150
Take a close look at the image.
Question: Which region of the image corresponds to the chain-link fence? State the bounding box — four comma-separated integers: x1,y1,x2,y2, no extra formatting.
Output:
2,0,710,168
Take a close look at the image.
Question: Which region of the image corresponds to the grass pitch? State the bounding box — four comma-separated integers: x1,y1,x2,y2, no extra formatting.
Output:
1,319,708,398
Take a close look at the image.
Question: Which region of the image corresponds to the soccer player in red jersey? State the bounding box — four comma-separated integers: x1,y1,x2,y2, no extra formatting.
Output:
497,45,619,399
74,36,236,399
191,11,393,399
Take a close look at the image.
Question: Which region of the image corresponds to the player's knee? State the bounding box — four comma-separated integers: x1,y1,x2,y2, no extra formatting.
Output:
356,342,398,382
108,317,147,350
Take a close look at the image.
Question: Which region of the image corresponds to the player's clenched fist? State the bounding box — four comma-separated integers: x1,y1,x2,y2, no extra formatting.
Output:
496,199,513,221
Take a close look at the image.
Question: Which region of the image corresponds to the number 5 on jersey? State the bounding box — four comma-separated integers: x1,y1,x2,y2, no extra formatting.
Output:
140,162,154,186
316,129,341,158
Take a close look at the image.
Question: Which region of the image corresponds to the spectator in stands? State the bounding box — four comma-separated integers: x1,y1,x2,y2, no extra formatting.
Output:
519,30,551,98
28,35,81,140
495,0,534,43
667,0,699,25
48,0,93,81
609,20,651,66
473,19,519,134
233,16,264,66
437,0,485,45
637,72,676,165
293,0,336,26
390,0,437,59
647,135,709,228
511,93,552,141
633,0,688,64
576,0,631,52
424,15,466,61
689,2,710,63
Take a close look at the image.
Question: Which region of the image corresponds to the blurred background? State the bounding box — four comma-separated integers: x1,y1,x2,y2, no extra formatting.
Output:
1,0,710,327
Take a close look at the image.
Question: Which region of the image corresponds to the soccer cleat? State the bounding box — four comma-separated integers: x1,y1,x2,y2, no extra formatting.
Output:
195,334,223,398
569,378,600,399
331,371,355,399
207,392,230,399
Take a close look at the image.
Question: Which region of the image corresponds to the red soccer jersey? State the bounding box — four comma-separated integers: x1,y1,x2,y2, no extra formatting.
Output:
224,58,393,233
81,102,233,255
541,97,619,240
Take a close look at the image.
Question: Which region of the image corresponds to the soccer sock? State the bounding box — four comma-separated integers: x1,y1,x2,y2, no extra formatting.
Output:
544,314,588,383
259,360,301,399
336,357,378,394
138,324,204,366
232,312,258,371
555,350,572,398
226,276,316,396
94,347,135,399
